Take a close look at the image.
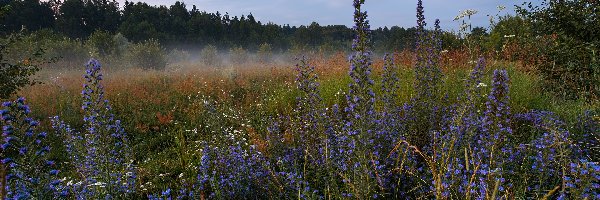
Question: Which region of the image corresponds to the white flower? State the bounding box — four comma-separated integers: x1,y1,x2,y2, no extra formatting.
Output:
477,83,488,88
504,34,516,38
454,9,478,21
88,182,106,187
459,23,470,31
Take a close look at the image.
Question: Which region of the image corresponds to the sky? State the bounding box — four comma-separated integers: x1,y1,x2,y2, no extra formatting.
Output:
123,0,532,31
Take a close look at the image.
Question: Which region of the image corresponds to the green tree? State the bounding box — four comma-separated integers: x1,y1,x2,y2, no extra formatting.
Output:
55,0,87,38
0,0,55,34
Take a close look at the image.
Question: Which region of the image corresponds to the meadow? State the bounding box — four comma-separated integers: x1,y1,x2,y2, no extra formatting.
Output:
1,0,599,199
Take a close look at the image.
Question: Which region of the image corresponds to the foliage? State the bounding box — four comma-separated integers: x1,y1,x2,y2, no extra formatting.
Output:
55,0,121,38
486,15,529,52
166,48,190,64
518,0,600,99
124,39,167,70
229,46,249,65
86,30,118,58
0,0,54,35
2,0,453,53
257,43,272,63
2,30,88,70
0,35,42,99
200,45,220,67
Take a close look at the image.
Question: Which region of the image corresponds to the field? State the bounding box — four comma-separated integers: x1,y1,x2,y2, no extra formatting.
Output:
1,0,599,199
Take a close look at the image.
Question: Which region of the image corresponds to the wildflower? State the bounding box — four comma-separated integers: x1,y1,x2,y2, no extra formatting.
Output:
1,97,59,199
53,59,136,199
454,9,478,21
49,170,60,176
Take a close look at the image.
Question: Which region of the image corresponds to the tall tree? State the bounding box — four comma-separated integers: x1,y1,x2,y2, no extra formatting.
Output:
0,0,55,34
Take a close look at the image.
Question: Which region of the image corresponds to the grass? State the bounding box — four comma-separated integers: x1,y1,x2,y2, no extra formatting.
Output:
9,51,597,197
21,53,598,134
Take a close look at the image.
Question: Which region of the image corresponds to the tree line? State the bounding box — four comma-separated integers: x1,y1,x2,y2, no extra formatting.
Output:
0,0,463,52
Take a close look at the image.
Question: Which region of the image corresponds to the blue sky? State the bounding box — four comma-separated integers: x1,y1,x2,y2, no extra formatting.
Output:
126,0,531,31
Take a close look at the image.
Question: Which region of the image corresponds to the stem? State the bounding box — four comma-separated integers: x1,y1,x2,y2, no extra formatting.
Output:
490,178,500,200
1,163,6,199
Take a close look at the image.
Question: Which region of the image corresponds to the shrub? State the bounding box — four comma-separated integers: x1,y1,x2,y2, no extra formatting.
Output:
85,31,131,65
518,0,600,99
229,46,248,65
257,43,272,63
200,45,220,67
86,30,117,58
124,39,167,70
3,30,88,70
112,33,130,58
0,35,42,99
167,48,190,64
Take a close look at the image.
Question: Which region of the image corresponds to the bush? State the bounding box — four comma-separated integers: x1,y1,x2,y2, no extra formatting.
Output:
86,30,117,58
124,39,167,70
85,31,131,64
167,48,190,64
3,30,87,70
518,0,600,100
112,33,130,57
200,45,220,67
229,46,248,65
0,35,42,99
45,37,88,69
257,43,272,63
